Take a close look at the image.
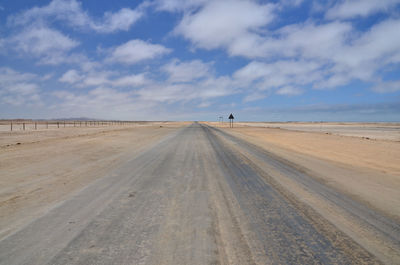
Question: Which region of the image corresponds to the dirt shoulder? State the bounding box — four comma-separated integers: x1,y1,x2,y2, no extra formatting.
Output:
234,122,400,141
207,123,400,221
0,123,185,239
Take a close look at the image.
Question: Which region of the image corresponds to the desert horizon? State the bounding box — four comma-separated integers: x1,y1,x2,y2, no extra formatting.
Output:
1,0,400,264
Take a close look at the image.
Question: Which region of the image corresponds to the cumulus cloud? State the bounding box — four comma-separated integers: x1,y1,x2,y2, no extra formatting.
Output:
95,8,143,33
372,80,400,93
161,59,212,82
108,39,171,64
243,91,268,102
8,0,144,33
154,0,208,12
165,0,400,95
52,87,151,119
229,18,400,92
276,86,303,96
113,73,149,87
59,69,150,88
325,0,400,20
234,60,323,92
0,67,42,106
174,0,275,54
59,69,83,84
135,75,234,103
10,24,79,64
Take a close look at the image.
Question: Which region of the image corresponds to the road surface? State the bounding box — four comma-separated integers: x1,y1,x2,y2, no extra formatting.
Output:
0,123,398,264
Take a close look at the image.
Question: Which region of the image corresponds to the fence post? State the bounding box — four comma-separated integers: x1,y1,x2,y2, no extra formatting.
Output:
64,121,66,128
11,121,13,131
57,122,59,128
35,122,37,130
23,123,25,130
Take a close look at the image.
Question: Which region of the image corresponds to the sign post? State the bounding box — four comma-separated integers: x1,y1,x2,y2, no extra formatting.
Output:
219,116,223,125
228,113,234,128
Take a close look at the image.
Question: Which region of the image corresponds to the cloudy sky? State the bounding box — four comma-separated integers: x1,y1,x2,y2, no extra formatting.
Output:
1,0,400,121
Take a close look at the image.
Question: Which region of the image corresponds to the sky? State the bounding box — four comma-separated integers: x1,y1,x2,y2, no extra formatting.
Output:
0,0,400,121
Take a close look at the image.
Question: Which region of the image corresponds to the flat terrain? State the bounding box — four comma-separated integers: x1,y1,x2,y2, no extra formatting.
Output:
234,122,400,141
0,122,399,264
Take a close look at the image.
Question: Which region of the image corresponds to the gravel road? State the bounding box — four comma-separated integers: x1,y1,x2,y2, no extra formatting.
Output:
1,123,398,264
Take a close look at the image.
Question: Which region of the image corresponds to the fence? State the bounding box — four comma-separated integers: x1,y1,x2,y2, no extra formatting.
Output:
0,120,136,132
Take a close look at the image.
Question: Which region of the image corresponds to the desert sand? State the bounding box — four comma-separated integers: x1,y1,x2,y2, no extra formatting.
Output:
208,122,400,218
0,122,185,239
0,122,399,264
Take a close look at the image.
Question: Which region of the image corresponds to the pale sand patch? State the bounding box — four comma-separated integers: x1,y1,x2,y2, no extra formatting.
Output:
207,123,400,220
0,123,185,239
235,122,400,141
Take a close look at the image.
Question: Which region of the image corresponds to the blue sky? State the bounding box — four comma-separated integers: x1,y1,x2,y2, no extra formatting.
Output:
0,0,400,121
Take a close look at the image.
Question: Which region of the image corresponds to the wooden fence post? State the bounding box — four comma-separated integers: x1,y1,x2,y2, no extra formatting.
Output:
11,121,13,131
35,122,37,130
23,123,25,130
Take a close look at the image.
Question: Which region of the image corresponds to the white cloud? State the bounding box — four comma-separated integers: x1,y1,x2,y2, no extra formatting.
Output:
59,69,83,84
198,101,211,108
243,91,268,102
52,87,158,120
93,8,143,33
276,86,303,96
333,19,400,70
279,0,304,6
136,75,234,103
0,67,42,106
372,80,400,93
162,59,212,82
113,73,149,87
0,67,37,84
275,22,352,59
174,0,275,54
326,0,400,20
313,73,351,89
8,0,144,33
108,39,171,64
234,60,323,91
7,83,38,95
233,18,400,91
154,0,208,12
59,69,150,88
82,71,113,87
42,73,54,81
10,24,79,64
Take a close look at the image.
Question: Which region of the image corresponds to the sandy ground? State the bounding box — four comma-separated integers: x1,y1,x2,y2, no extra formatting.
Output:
207,122,400,219
1,123,391,265
232,122,400,141
0,122,186,239
0,122,398,264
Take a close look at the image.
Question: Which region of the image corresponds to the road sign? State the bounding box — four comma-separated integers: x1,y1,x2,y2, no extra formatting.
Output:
228,113,234,128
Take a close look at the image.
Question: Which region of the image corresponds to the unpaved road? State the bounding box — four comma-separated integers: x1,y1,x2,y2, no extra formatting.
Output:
0,123,399,264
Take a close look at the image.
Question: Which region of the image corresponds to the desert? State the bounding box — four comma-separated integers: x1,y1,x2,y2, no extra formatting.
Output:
1,1,400,264
0,122,399,264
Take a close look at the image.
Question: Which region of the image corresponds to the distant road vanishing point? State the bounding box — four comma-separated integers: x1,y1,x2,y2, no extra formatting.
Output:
0,122,399,265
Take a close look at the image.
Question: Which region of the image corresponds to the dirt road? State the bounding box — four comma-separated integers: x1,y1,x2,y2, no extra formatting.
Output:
0,123,399,264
